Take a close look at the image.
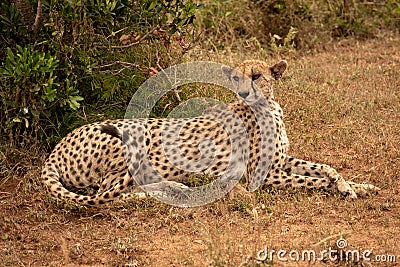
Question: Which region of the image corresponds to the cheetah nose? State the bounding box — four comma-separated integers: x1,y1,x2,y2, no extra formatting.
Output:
238,91,249,99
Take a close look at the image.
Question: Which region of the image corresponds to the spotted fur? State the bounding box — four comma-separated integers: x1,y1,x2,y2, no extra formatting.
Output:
41,60,379,205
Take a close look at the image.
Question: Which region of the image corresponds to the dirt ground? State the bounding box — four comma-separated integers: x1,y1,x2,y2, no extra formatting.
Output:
1,35,399,266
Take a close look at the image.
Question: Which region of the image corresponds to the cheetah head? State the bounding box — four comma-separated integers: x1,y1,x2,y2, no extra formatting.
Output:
222,60,287,103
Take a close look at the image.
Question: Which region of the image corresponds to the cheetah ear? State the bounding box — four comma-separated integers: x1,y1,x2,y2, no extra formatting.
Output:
270,60,287,80
221,65,234,78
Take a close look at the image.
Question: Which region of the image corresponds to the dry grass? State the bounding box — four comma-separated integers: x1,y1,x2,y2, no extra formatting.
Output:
1,35,399,266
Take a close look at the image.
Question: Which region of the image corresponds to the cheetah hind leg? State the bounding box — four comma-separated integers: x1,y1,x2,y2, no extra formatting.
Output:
121,181,191,202
283,157,380,199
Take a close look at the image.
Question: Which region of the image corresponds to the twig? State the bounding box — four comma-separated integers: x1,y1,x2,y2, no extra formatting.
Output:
60,237,70,265
94,61,142,76
98,68,135,77
32,0,42,34
94,61,141,69
110,26,158,49
106,27,128,39
0,192,12,201
155,50,182,103
361,1,384,5
312,231,352,247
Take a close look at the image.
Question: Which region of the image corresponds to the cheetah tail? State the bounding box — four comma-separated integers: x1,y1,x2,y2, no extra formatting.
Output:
41,164,119,205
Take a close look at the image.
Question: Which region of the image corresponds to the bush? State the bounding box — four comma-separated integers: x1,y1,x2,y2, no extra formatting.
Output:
257,0,400,49
194,0,267,52
0,0,201,148
195,0,400,52
0,45,82,146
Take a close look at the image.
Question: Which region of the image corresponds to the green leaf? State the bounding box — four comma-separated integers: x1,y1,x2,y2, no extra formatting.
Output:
2,233,8,241
68,95,84,110
148,1,157,11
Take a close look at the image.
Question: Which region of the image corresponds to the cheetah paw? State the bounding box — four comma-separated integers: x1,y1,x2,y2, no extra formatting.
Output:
336,179,358,199
140,181,190,199
347,181,380,197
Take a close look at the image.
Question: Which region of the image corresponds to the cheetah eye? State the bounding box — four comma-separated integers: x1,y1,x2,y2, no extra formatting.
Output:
232,75,240,82
251,72,262,81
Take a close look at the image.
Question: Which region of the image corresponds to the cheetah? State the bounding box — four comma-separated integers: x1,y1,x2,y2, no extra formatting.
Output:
41,60,380,206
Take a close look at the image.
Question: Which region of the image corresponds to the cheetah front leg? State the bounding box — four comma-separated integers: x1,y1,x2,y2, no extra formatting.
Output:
283,156,380,198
